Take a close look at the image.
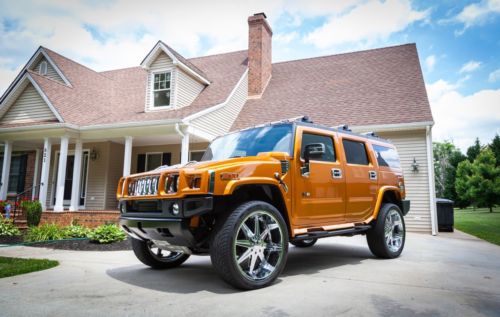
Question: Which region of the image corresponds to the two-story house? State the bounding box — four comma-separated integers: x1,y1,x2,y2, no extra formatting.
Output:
0,13,437,233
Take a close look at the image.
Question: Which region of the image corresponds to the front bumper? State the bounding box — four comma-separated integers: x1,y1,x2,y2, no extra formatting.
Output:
402,199,410,216
119,196,213,247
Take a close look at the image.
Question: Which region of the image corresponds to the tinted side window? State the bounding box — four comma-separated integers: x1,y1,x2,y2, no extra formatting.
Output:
372,145,401,169
300,133,336,162
342,139,369,165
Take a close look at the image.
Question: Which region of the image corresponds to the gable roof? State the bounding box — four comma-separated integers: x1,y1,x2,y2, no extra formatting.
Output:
231,44,433,131
141,41,211,85
0,48,248,128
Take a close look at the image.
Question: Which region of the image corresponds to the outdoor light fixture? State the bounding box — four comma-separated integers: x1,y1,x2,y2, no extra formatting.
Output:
90,147,100,161
411,157,420,173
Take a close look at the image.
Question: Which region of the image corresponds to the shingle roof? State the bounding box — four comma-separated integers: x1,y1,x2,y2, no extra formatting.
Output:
231,44,433,131
21,48,247,127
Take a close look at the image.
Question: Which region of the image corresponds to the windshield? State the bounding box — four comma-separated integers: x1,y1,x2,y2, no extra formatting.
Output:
202,124,294,161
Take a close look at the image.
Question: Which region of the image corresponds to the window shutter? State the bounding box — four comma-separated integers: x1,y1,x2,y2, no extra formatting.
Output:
137,154,146,173
162,153,171,166
16,154,28,193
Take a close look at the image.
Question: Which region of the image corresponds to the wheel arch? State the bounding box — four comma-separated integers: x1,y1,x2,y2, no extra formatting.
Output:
219,183,291,235
373,186,403,219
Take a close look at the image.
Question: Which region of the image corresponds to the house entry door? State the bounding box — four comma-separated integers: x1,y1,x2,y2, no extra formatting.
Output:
53,151,89,207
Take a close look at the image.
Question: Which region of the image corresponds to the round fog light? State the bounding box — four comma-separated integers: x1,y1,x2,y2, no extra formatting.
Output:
172,203,180,215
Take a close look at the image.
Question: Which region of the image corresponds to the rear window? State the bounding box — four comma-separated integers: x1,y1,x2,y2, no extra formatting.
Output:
372,145,401,169
342,139,369,165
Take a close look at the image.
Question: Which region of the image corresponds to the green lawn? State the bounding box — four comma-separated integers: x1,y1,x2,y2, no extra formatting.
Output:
454,207,500,246
0,256,59,278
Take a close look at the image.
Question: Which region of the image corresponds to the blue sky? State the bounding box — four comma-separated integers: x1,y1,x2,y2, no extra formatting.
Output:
0,0,499,151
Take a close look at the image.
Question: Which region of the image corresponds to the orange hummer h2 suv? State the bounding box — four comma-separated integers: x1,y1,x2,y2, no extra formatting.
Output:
117,117,410,289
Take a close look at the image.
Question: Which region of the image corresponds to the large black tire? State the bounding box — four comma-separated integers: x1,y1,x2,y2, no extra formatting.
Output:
367,203,406,259
210,200,289,290
290,238,318,248
131,238,190,269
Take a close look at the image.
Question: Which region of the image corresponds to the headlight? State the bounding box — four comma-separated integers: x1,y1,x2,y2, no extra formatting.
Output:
165,175,179,194
172,203,180,215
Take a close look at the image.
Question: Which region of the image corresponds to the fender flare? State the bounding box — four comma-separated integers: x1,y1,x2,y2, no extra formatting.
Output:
372,186,402,219
223,177,282,195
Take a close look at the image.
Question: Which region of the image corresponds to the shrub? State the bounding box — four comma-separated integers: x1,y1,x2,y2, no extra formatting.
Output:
63,224,91,238
21,200,43,227
88,224,126,244
25,224,65,242
0,215,21,236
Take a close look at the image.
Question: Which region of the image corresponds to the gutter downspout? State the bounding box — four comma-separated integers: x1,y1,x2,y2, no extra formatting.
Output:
426,125,438,236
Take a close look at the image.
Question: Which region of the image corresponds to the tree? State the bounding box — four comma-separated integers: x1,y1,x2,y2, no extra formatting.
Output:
433,141,467,205
489,134,500,166
456,149,500,212
467,138,481,162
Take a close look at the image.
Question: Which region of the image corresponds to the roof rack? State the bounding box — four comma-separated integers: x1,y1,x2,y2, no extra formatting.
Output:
361,131,379,138
332,124,351,132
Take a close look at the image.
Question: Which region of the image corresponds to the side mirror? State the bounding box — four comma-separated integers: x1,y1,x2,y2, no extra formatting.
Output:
301,143,326,177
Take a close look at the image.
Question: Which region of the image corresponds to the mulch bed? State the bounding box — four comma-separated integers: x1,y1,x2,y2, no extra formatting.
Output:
0,235,24,245
29,238,132,251
0,236,132,251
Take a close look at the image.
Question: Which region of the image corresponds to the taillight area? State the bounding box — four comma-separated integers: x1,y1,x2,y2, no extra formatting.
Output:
398,176,406,198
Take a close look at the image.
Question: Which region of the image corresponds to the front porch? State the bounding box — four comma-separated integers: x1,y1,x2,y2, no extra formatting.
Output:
0,122,211,216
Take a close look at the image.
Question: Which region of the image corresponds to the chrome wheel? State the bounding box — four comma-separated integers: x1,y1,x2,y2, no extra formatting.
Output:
384,209,404,253
147,241,184,262
233,211,285,281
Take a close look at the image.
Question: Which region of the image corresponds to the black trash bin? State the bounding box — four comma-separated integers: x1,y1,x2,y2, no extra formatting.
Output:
436,198,454,232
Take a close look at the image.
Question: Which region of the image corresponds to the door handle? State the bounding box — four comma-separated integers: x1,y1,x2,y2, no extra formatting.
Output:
369,171,377,180
331,168,342,179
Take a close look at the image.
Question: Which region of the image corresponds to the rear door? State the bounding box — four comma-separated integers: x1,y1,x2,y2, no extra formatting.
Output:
293,127,346,227
340,137,378,223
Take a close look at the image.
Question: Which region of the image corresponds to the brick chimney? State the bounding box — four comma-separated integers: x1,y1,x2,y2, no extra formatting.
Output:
248,12,272,97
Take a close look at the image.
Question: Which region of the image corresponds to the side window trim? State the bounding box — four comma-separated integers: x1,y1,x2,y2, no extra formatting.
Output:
300,132,336,163
342,138,371,166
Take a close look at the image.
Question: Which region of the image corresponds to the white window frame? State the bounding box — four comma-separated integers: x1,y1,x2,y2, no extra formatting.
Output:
189,150,205,162
150,70,173,110
145,152,164,171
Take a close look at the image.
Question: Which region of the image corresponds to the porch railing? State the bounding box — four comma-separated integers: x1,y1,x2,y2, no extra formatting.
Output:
1,184,39,225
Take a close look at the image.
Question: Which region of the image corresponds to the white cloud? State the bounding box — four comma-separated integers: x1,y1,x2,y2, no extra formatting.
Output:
425,55,436,72
427,79,500,151
274,31,299,44
489,68,500,82
304,0,429,49
459,60,481,73
454,0,500,34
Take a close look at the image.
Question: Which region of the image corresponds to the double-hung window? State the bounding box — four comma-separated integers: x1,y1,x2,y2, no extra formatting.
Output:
153,72,171,107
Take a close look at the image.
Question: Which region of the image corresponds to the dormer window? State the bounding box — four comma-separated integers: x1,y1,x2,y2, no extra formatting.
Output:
39,61,48,76
153,72,171,107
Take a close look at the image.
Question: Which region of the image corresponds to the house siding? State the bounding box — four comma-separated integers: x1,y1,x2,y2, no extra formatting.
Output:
0,84,56,123
378,130,432,233
176,69,205,108
33,57,64,83
190,72,248,136
145,52,176,110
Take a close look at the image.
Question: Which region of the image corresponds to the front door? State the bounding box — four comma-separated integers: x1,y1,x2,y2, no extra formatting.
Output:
293,128,346,227
53,151,89,207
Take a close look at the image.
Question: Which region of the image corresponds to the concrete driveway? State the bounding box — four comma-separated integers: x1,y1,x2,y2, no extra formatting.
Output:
1,231,499,317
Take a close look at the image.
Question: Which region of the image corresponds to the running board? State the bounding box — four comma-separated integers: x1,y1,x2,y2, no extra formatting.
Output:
293,225,371,241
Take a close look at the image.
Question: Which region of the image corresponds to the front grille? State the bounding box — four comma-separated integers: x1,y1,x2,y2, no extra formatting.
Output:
128,175,160,196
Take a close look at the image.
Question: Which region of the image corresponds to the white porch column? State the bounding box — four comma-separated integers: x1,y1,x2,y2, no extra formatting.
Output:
181,132,190,165
69,139,83,211
32,148,41,200
54,136,69,212
0,141,13,200
39,138,52,211
123,136,133,176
